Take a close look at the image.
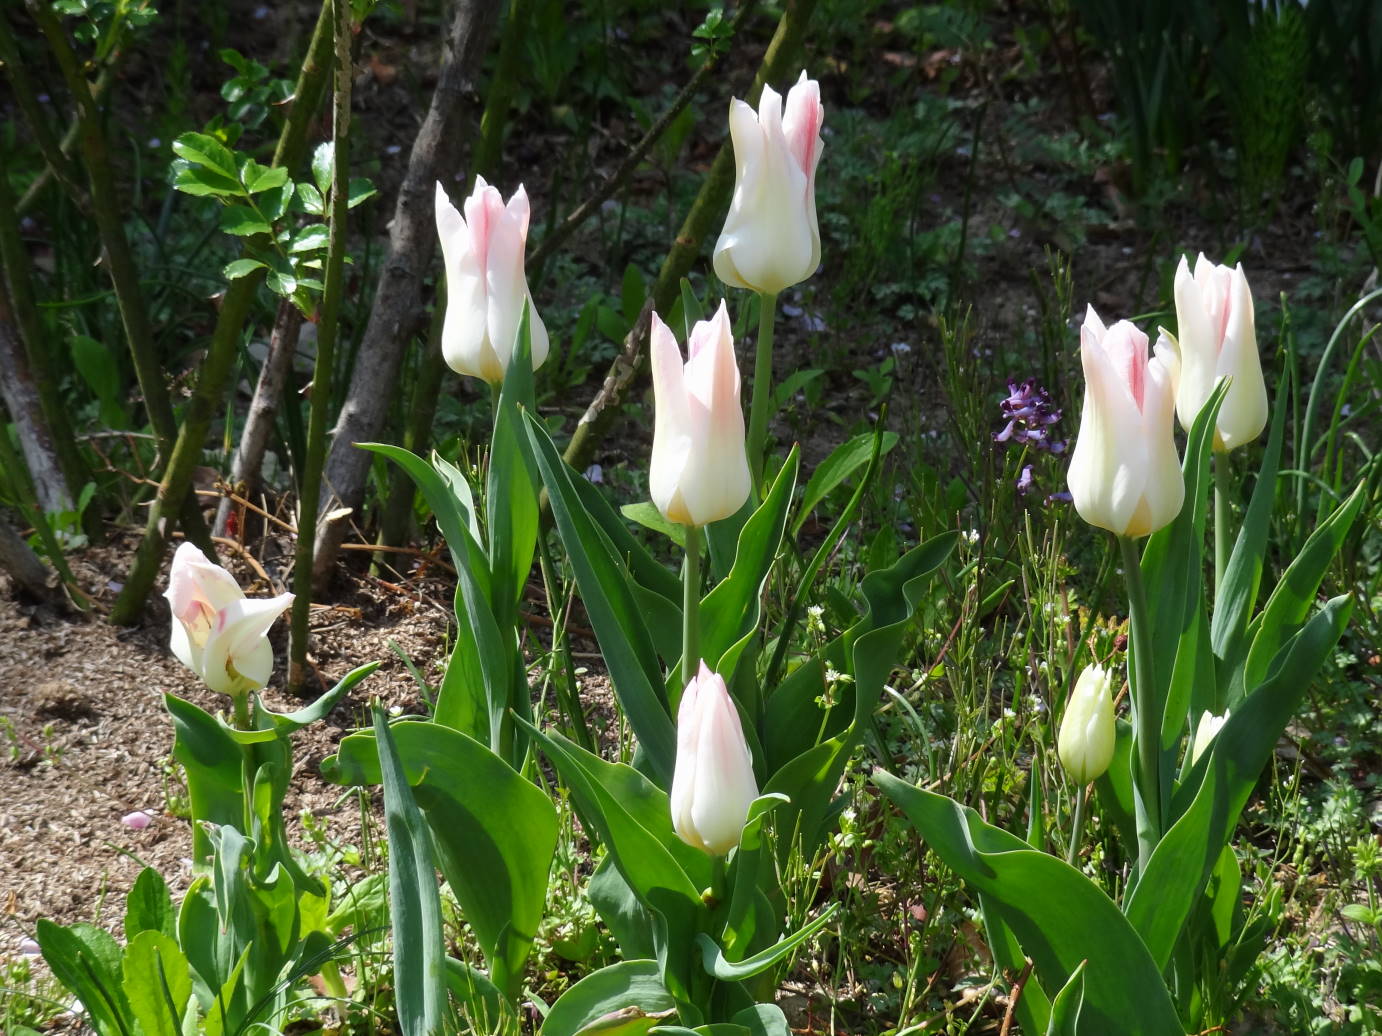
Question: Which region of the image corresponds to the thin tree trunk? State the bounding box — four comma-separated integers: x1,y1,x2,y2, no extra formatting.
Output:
23,0,214,555
0,282,72,516
560,0,818,474
0,161,89,507
311,0,501,592
214,300,305,537
0,512,55,602
109,1,336,624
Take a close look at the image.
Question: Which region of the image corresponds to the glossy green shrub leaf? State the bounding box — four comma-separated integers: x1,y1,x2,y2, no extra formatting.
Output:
373,708,448,1035
874,773,1182,1035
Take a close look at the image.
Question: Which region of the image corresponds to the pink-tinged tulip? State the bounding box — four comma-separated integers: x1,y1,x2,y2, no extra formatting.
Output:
1057,664,1116,784
1165,254,1266,451
1067,307,1184,538
435,177,549,384
713,71,824,295
670,662,759,856
164,542,294,698
649,301,751,527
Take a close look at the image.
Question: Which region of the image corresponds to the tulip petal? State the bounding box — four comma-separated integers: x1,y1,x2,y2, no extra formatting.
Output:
649,313,695,524
199,593,294,695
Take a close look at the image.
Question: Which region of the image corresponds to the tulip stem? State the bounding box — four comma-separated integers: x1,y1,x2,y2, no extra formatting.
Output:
1066,785,1088,867
232,693,251,732
682,523,703,685
746,291,779,494
1213,453,1231,599
1118,534,1160,876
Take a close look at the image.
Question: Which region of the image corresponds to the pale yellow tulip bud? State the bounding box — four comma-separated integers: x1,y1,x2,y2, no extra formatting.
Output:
1058,664,1116,784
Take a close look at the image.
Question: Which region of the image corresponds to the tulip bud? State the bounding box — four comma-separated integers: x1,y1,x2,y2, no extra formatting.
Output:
649,301,752,527
1057,664,1116,784
1190,709,1229,764
1067,307,1184,538
1167,254,1266,451
435,177,549,384
670,662,759,856
713,71,824,295
164,542,294,698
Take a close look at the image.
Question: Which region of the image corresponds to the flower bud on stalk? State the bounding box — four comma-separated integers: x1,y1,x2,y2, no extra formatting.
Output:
1058,664,1116,784
1164,254,1266,452
649,302,752,527
671,663,759,856
435,177,549,384
1067,307,1184,538
713,71,824,295
164,542,293,699
1191,709,1230,764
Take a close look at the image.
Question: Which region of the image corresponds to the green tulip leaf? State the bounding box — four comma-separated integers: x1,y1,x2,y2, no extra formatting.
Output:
542,960,676,1036
373,708,448,1035
1127,594,1352,969
328,718,557,998
622,500,687,549
699,447,799,674
124,867,176,942
792,430,899,536
874,772,1183,1035
696,900,837,981
523,409,677,783
164,694,244,862
1045,959,1087,1036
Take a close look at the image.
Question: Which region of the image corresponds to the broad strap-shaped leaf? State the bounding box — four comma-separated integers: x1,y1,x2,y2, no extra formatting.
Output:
1210,364,1289,670
1240,484,1364,695
524,409,677,783
541,959,675,1036
373,709,449,1035
328,718,558,999
695,902,837,981
358,442,501,740
874,773,1183,1035
165,694,245,863
573,475,682,604
1127,595,1352,970
489,305,541,623
1046,959,1087,1036
699,449,799,673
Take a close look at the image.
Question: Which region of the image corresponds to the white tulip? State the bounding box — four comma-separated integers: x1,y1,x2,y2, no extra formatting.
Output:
713,71,824,295
649,301,752,527
164,542,293,698
1067,307,1184,538
435,177,549,384
670,663,759,857
1168,254,1266,451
